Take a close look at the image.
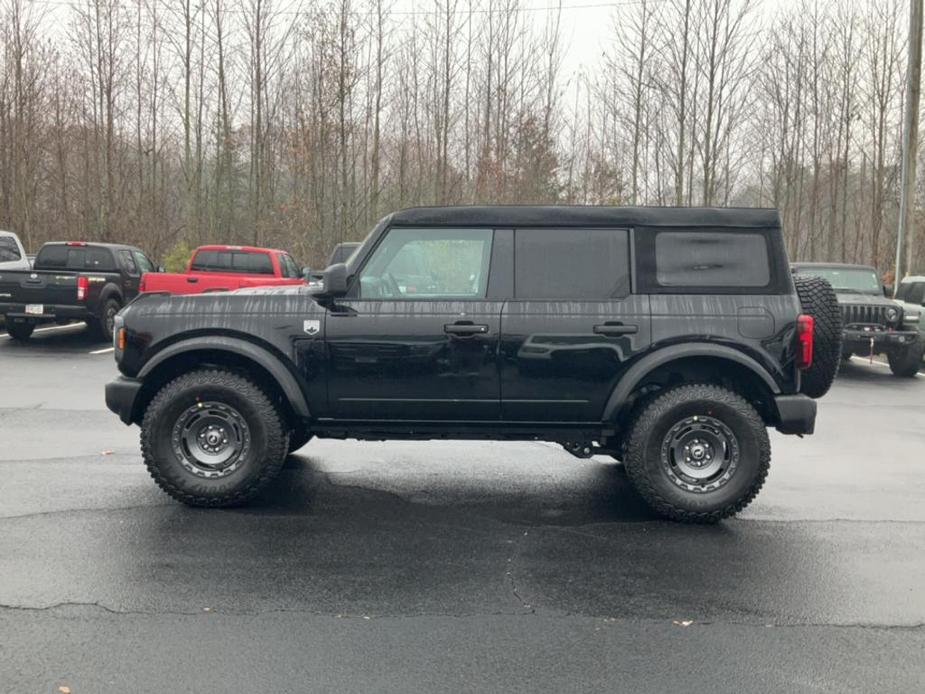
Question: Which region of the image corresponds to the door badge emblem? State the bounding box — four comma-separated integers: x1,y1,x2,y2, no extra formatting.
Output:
303,319,320,336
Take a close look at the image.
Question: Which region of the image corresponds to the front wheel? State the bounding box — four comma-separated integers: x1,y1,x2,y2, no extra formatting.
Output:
141,369,288,507
5,319,34,342
888,339,924,378
623,384,771,523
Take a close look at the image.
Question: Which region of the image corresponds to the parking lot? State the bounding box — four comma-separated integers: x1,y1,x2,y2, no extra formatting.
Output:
1,324,924,693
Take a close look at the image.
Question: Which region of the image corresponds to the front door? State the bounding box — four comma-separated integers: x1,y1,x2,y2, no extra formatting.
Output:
324,227,502,421
118,250,141,300
499,227,651,422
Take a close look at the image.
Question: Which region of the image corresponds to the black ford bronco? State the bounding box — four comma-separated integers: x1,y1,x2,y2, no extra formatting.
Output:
106,207,837,522
792,262,924,377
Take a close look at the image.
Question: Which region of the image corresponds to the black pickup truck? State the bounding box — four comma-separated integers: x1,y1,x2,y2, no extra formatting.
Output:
106,206,839,523
0,242,157,342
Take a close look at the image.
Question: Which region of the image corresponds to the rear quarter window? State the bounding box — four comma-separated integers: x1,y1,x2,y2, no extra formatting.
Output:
637,228,777,293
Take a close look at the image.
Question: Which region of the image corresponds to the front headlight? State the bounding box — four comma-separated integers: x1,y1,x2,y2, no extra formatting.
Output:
885,307,899,323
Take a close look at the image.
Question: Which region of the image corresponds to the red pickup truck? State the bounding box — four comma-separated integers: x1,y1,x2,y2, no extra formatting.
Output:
140,245,306,295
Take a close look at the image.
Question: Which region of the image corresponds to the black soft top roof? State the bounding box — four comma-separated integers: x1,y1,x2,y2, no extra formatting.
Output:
386,205,780,229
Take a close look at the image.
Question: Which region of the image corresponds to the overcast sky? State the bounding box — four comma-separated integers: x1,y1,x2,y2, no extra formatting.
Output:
33,0,799,82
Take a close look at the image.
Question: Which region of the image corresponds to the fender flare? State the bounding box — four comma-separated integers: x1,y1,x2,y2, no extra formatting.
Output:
138,335,311,418
603,343,781,421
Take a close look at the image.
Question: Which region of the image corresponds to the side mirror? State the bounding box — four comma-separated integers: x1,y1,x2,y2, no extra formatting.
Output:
883,284,893,298
302,266,313,279
311,262,348,300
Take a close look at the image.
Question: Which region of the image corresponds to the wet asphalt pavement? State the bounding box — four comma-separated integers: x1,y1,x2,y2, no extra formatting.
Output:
1,324,924,693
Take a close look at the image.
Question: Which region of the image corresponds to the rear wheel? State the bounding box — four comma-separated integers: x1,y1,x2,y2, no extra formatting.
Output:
6,319,34,342
141,369,288,507
793,275,843,398
623,384,770,523
90,298,121,342
888,339,924,378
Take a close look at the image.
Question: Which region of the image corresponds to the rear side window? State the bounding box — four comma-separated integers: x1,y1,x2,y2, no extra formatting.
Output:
191,250,274,275
0,237,22,261
119,250,139,275
637,229,774,292
514,228,630,299
36,245,115,271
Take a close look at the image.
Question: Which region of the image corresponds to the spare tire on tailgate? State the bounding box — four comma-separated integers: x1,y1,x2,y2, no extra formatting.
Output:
793,275,843,398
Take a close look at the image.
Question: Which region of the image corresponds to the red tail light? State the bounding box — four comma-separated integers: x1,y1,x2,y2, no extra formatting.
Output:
796,314,814,369
139,274,147,293
77,276,89,301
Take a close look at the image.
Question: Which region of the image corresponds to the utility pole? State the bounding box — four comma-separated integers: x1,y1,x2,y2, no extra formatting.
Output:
896,0,924,290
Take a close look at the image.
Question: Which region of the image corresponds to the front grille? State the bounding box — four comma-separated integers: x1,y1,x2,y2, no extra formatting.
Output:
842,304,887,328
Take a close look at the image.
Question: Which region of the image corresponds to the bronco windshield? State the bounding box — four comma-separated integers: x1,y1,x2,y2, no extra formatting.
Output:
793,266,881,295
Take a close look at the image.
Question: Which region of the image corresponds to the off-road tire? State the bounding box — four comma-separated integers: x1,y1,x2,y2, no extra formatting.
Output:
623,384,771,523
888,339,924,378
141,369,288,507
6,320,34,342
90,298,121,342
793,275,842,398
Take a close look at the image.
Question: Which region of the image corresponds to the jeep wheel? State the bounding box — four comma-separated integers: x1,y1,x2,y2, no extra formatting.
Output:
888,339,924,378
90,298,121,342
6,320,34,342
793,275,842,398
623,384,771,523
141,369,288,507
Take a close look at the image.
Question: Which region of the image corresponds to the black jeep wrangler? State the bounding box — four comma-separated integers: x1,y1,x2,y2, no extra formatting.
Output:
106,207,837,523
792,262,924,377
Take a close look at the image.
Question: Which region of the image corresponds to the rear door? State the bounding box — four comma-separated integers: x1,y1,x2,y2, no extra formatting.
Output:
323,226,502,421
500,228,651,422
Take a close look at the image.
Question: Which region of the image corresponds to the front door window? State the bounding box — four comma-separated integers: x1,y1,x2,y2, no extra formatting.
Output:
358,228,493,299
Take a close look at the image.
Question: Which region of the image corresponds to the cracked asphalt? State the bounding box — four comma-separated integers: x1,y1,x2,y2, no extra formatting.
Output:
1,325,924,693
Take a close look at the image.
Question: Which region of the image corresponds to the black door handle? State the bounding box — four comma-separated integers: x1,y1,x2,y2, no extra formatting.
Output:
444,323,489,336
187,277,198,283
593,322,638,336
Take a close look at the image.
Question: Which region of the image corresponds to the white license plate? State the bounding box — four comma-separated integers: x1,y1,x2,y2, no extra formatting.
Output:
24,304,43,315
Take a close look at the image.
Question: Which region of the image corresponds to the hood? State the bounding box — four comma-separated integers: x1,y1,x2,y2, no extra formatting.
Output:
835,292,896,308
126,284,322,319
229,284,309,297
